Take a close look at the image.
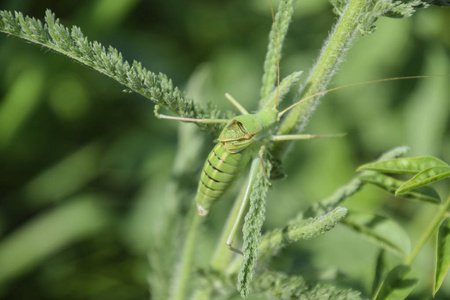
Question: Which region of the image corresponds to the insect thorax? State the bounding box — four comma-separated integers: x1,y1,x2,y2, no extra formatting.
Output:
218,108,278,153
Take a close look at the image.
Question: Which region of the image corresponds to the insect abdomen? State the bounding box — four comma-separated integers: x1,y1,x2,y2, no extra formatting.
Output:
195,143,251,216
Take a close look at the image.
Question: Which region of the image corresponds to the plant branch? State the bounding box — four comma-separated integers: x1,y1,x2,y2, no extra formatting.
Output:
272,0,370,159
169,205,202,300
404,195,450,265
260,0,297,109
0,10,228,135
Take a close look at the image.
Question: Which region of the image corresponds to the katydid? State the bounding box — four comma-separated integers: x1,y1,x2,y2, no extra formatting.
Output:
155,74,448,215
154,88,338,216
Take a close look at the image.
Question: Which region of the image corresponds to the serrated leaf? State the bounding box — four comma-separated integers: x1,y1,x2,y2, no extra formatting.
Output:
396,166,450,195
434,217,450,295
374,265,417,300
360,172,440,203
357,156,448,174
343,213,410,257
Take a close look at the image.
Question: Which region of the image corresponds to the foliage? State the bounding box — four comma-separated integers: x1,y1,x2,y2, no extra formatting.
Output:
0,0,449,299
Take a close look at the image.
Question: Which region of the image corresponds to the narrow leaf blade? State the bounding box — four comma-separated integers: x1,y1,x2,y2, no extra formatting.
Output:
357,156,448,174
372,250,387,296
434,217,450,295
343,213,411,257
374,265,417,300
360,172,440,203
396,166,450,195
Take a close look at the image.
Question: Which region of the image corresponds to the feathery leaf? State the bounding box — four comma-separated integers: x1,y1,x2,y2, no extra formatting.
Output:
0,9,228,135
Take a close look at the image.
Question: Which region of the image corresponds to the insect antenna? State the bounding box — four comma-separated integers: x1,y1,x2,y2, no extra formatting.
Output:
277,74,450,119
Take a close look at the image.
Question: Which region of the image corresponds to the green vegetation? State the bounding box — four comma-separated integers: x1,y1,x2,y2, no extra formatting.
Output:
0,0,449,299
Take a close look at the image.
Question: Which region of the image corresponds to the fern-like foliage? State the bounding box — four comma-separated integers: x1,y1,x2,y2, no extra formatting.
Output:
0,10,229,135
259,0,297,110
237,159,272,298
253,271,363,300
258,206,348,261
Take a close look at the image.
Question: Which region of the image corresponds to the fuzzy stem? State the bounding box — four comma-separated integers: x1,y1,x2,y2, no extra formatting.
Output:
272,0,370,159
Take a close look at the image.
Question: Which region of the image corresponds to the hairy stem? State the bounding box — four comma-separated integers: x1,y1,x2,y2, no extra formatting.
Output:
273,0,370,159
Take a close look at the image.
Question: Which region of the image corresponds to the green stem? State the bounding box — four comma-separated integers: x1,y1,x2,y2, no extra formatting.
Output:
169,205,202,300
273,0,369,159
404,195,450,266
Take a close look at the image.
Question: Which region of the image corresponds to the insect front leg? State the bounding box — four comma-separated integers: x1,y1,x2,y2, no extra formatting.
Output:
154,105,230,124
224,93,249,115
271,133,346,141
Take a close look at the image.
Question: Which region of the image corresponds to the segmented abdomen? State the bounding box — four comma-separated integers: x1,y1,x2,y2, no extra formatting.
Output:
195,143,251,216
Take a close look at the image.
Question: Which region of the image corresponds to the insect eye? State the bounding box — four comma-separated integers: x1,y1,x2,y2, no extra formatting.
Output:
237,122,246,132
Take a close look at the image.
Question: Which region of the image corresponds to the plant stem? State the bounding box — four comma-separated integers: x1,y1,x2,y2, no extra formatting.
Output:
404,195,450,266
169,205,202,300
273,0,369,159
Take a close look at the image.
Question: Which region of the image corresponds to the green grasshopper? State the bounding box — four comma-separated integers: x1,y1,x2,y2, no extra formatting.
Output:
154,78,347,252
156,93,331,214
156,91,341,211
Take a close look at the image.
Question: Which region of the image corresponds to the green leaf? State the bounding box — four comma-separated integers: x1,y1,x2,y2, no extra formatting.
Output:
329,0,348,15
359,172,440,203
396,166,450,195
434,217,450,295
372,250,387,296
258,207,348,260
254,271,363,300
343,213,411,257
260,0,297,109
357,156,448,174
237,160,272,298
379,0,428,18
429,0,450,6
263,71,303,109
0,9,229,135
374,265,418,300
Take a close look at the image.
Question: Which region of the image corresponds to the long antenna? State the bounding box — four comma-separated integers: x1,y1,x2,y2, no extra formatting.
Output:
270,0,280,108
277,75,450,118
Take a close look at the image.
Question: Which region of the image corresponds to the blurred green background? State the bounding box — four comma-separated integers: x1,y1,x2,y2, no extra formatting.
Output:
0,0,449,299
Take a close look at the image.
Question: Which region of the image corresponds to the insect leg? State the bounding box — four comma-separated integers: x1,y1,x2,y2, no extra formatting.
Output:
258,146,269,180
154,105,230,123
225,93,249,115
226,158,260,254
271,133,346,141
